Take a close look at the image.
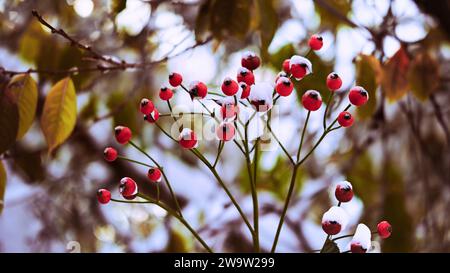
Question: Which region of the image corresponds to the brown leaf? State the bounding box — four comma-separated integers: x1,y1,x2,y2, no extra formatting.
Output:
381,47,411,101
408,51,440,101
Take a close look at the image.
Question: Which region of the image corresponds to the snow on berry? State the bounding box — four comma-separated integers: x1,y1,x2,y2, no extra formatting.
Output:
237,67,255,85
308,34,323,50
97,189,111,204
321,206,349,235
289,55,312,80
335,181,354,203
349,86,369,106
350,224,372,253
220,103,238,120
241,51,261,71
178,128,198,149
377,221,392,239
337,111,354,127
275,71,289,83
221,77,239,96
188,81,208,99
144,108,160,123
140,98,154,115
216,122,236,141
103,147,118,162
169,72,183,87
275,76,294,97
326,72,342,91
119,177,138,199
159,86,174,101
248,82,274,112
114,126,132,144
147,167,162,183
301,90,322,111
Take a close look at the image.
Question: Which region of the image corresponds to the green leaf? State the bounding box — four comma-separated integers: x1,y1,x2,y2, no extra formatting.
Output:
355,54,381,119
0,84,19,154
381,47,411,102
320,239,340,253
408,51,439,101
0,161,6,215
7,74,38,139
41,77,77,153
255,0,278,60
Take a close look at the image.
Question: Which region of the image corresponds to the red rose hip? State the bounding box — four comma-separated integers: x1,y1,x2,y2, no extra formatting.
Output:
377,221,392,239
241,51,261,71
349,86,369,106
237,67,255,86
144,108,159,123
238,82,251,99
326,72,342,91
169,72,183,87
97,189,111,204
275,77,294,97
282,59,291,74
159,86,174,101
179,128,198,149
302,90,322,111
119,177,138,199
308,34,323,50
188,81,208,99
115,126,132,144
147,167,162,183
335,181,354,202
221,77,239,96
103,147,118,162
140,98,154,115
337,111,354,127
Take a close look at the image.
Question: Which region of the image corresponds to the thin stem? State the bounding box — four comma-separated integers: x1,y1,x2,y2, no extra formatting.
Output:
117,155,154,168
323,92,334,130
253,138,260,252
110,198,152,204
128,140,183,217
136,193,213,253
266,124,295,165
296,111,311,163
212,140,224,168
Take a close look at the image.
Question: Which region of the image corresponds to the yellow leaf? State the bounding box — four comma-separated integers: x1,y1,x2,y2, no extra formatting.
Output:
8,74,38,139
0,161,6,215
408,51,439,101
41,77,77,153
355,54,381,119
381,47,411,102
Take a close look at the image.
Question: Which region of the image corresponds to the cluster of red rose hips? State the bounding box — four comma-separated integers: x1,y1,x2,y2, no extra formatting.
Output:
95,34,378,253
321,181,392,253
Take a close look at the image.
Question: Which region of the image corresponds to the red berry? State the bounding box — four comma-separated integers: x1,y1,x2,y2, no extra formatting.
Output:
335,181,354,203
216,122,235,141
119,177,138,199
326,72,342,91
237,67,255,85
238,82,251,99
103,147,118,162
350,242,367,253
377,221,392,239
221,104,238,119
144,108,159,123
169,72,182,87
159,86,174,101
189,81,208,99
301,90,322,111
241,51,261,70
282,59,291,74
115,126,132,144
322,221,342,235
147,167,162,183
349,86,369,106
337,111,354,127
221,77,239,96
275,77,294,97
179,128,198,149
289,56,312,80
308,34,323,50
140,98,154,115
97,189,111,204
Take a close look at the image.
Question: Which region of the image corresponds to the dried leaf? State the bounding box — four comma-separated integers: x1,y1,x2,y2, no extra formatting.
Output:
381,47,410,101
408,51,439,101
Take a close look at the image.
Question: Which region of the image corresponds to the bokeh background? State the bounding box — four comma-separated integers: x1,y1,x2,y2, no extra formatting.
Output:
0,0,449,253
